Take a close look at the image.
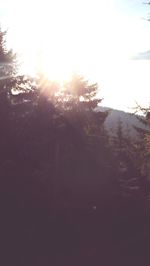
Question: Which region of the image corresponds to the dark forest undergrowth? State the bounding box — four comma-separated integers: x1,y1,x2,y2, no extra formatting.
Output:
0,194,150,266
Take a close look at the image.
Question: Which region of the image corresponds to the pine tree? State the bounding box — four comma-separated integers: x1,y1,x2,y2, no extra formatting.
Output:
134,108,150,195
0,27,16,77
109,119,142,199
62,74,102,111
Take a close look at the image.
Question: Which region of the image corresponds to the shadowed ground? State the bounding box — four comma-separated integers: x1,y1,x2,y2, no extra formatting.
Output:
0,199,150,266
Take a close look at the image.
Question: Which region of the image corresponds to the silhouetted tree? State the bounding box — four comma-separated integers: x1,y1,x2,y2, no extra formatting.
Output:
108,119,143,200
133,104,150,200
0,27,16,77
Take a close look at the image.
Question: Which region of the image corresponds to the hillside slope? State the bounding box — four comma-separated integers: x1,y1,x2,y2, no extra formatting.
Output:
97,106,150,140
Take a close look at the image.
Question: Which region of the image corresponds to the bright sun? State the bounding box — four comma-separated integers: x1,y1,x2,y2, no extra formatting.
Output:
3,0,150,111
20,24,81,82
8,0,114,82
6,0,134,83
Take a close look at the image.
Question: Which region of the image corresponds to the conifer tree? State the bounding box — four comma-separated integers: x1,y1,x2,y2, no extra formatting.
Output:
0,27,16,77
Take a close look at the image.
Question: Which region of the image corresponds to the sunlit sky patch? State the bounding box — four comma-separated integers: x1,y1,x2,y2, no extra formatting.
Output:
1,0,150,112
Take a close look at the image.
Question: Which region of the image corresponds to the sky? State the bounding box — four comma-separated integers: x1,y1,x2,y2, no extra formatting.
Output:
0,0,150,112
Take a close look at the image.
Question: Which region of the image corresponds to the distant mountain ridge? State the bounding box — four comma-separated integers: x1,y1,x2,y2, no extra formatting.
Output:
97,106,150,140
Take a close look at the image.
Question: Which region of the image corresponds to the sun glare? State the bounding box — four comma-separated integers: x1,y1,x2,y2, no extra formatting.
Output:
3,0,150,111
7,0,116,82
6,1,135,80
